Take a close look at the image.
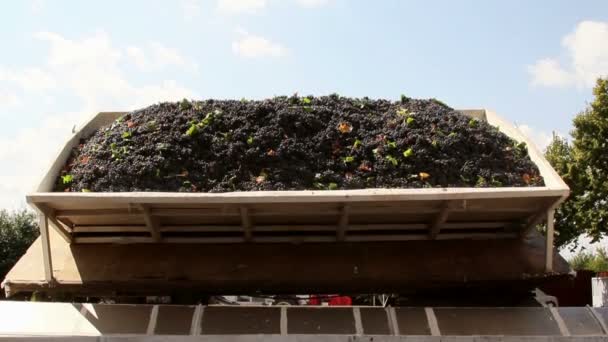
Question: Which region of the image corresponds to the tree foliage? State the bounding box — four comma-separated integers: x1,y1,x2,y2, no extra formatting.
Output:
545,78,608,248
571,78,608,242
0,209,39,280
545,134,580,247
569,248,608,272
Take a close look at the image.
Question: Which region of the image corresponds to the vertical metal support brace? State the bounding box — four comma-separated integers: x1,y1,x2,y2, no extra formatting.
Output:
280,306,288,335
429,201,451,239
425,307,441,336
240,207,253,242
190,304,203,335
546,208,555,272
386,307,400,336
549,307,570,336
147,305,159,335
140,204,161,242
587,306,608,335
337,204,350,241
353,307,363,335
38,211,54,283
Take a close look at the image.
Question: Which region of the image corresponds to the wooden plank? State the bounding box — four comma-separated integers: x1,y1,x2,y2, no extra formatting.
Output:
73,222,508,234
59,215,144,227
61,212,520,229
347,232,517,242
73,225,149,233
154,207,238,216
73,236,155,244
161,215,241,227
445,211,526,222
337,205,349,241
164,236,342,244
429,201,451,239
72,233,519,244
441,222,506,229
169,222,509,232
69,221,513,245
436,232,517,240
254,236,338,243
240,207,252,242
27,188,567,206
139,204,161,242
520,197,565,239
38,212,53,282
56,208,143,217
46,215,73,244
347,223,473,230
520,209,549,238
161,225,245,232
35,203,73,244
164,237,246,244
56,217,75,231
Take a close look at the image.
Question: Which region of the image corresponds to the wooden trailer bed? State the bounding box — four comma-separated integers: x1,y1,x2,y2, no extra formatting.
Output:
2,109,570,295
2,226,571,297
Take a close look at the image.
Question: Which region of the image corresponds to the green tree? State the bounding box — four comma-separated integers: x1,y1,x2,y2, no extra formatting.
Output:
0,210,39,280
545,134,580,247
569,248,608,272
571,78,608,242
545,78,608,248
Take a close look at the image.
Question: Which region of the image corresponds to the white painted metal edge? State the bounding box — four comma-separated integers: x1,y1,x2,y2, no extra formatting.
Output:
27,187,567,205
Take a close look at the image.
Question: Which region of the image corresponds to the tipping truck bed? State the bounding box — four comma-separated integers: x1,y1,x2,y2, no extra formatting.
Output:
2,109,571,297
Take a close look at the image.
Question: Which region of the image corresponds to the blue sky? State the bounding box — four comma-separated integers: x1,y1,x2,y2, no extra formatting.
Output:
1,0,607,215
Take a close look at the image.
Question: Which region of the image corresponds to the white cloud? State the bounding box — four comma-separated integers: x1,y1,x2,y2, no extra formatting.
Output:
25,30,197,109
179,0,202,21
295,0,331,8
217,0,330,12
126,42,199,72
528,59,573,88
232,30,288,58
29,0,45,13
0,92,20,108
0,31,197,208
218,0,267,13
0,67,55,91
35,31,122,68
517,124,554,152
528,20,608,88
